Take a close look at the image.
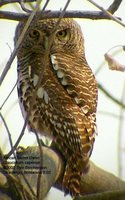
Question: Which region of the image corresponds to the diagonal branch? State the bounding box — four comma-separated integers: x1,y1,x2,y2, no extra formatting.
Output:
87,0,125,28
0,0,43,86
98,83,125,109
107,0,123,14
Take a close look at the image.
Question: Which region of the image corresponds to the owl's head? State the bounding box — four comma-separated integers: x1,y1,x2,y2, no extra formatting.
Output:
15,18,84,56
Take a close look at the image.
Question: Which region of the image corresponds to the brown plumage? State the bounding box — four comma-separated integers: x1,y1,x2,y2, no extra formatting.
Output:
15,18,98,196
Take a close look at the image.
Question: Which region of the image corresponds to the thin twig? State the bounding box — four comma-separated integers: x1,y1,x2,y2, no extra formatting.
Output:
4,118,28,159
34,2,51,198
95,61,105,76
19,0,33,13
98,110,125,120
2,0,43,158
117,80,125,178
87,0,125,28
4,0,52,159
2,116,37,198
0,114,32,199
0,112,17,161
35,1,71,196
107,0,123,14
0,81,17,110
7,172,36,199
34,131,43,200
0,0,43,86
19,170,37,199
0,109,36,198
98,83,125,109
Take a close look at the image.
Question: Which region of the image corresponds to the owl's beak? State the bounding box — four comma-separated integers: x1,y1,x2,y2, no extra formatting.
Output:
42,35,56,53
42,36,49,50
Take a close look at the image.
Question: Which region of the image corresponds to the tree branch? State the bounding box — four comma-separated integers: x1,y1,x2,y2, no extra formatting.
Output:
0,10,120,21
77,161,125,199
75,190,125,200
1,146,125,200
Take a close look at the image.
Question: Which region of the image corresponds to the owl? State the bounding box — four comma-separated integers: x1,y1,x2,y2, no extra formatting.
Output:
15,18,98,196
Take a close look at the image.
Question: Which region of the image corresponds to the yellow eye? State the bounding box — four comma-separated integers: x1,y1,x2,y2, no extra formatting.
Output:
56,29,68,40
29,29,40,39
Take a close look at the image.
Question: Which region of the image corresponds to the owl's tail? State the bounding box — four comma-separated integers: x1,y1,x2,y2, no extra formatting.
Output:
63,153,89,197
51,134,90,197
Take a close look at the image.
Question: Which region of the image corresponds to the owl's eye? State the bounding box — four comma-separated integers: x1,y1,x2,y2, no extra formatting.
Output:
56,29,68,40
29,29,40,40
